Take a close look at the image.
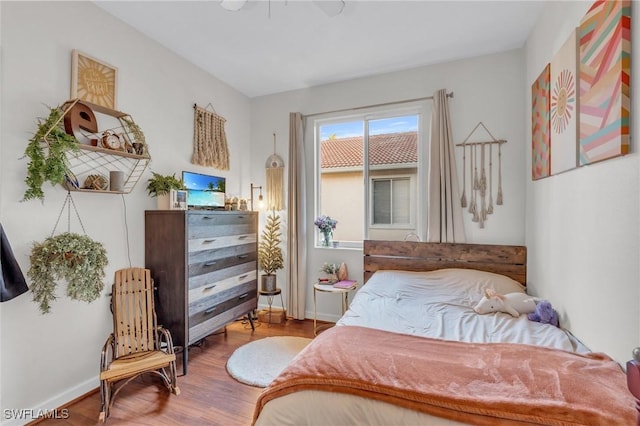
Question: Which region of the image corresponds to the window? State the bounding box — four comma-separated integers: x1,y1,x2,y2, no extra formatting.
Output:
371,177,412,226
315,106,425,248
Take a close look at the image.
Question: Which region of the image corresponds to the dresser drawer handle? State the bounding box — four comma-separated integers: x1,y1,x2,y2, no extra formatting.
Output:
237,255,249,259
203,216,213,220
204,306,217,315
204,261,217,266
238,274,248,280
237,216,245,219
203,239,217,244
238,293,249,299
203,284,217,291
238,235,248,240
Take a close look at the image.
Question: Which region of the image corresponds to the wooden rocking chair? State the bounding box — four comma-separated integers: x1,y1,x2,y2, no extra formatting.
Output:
99,268,180,422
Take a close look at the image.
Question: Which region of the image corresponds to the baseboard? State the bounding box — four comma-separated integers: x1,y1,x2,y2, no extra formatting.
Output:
305,310,342,323
2,377,99,426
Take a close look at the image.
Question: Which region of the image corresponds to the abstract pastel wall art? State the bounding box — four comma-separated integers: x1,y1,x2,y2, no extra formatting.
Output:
532,64,550,180
550,30,578,175
578,0,631,166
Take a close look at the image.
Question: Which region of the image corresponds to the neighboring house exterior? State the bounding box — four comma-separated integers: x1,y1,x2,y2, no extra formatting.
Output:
320,131,418,243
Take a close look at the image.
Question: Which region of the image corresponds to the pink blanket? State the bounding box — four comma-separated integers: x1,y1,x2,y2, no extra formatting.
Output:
254,326,635,425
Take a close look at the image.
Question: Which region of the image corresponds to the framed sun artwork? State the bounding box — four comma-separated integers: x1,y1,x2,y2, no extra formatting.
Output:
71,50,118,110
549,29,578,175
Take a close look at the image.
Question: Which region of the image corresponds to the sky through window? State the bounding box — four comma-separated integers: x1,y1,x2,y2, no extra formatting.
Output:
320,115,418,139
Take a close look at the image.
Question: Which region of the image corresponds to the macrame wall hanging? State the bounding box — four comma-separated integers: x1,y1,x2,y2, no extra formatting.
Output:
265,132,285,211
457,122,507,229
192,103,230,170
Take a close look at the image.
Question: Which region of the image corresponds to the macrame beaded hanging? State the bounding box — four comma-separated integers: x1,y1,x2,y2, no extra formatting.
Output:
457,122,507,229
265,133,284,211
192,103,230,170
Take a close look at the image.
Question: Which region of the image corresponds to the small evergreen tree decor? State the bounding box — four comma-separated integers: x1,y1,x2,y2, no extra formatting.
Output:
258,212,284,291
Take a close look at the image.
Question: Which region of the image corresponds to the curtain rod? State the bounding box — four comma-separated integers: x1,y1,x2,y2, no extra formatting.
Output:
303,92,454,118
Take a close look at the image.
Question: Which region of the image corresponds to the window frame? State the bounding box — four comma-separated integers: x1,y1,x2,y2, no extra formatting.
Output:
313,103,427,249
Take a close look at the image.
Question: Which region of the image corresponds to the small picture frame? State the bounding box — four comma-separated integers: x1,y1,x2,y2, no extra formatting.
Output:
170,189,188,210
71,49,118,110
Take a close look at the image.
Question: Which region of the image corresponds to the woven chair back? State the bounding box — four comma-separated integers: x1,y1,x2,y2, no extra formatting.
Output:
112,268,157,358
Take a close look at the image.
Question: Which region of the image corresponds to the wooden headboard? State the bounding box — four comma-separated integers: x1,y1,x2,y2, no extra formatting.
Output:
363,241,527,286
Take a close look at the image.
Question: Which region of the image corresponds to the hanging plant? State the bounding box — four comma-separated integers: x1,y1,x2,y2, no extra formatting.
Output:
22,106,79,201
28,232,109,314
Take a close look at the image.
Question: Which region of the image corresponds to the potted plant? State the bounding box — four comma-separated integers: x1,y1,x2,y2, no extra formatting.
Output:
28,232,109,314
258,212,284,292
146,172,186,209
23,106,79,201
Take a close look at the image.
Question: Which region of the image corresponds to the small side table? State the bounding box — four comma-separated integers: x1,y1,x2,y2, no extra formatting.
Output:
259,288,285,326
313,282,357,336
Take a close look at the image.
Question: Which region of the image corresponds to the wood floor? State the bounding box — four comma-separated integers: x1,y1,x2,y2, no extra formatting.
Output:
36,318,317,426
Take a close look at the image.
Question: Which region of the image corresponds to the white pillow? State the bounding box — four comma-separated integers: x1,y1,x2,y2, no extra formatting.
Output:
419,268,526,294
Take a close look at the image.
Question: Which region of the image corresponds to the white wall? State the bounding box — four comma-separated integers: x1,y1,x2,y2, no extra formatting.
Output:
250,49,526,321
0,1,4,417
524,1,640,364
0,2,251,422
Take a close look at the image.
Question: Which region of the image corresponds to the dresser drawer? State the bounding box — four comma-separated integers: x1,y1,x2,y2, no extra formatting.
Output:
189,264,256,301
188,281,257,326
189,243,256,277
188,213,256,239
189,234,256,253
188,297,257,344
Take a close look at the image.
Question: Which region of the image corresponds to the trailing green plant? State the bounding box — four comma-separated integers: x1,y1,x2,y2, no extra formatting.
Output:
258,212,284,275
22,106,80,201
146,172,186,197
28,232,109,314
121,116,149,156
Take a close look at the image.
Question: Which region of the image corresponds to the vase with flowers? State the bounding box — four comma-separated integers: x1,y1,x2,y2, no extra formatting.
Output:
314,215,337,247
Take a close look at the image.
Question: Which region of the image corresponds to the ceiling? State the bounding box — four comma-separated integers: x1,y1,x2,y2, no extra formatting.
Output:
96,0,545,98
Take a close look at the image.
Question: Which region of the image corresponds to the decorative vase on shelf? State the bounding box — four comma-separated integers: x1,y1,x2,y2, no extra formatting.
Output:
321,230,332,247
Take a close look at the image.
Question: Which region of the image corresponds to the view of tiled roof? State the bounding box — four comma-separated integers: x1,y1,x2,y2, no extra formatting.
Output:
320,132,417,169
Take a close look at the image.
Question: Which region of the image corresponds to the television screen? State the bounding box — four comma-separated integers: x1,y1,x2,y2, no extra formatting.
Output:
182,171,226,209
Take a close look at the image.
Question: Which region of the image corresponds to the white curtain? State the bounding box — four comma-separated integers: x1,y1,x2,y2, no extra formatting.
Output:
426,89,466,243
286,113,307,319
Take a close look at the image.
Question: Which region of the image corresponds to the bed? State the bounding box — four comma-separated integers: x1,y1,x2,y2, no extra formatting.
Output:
253,241,636,425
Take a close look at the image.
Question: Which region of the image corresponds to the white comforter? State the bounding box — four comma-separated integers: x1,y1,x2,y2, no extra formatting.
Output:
338,268,588,353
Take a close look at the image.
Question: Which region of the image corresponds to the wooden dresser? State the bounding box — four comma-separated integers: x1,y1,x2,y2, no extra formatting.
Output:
144,210,258,374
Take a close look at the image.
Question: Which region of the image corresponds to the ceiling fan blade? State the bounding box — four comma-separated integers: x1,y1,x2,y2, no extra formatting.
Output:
312,0,345,17
219,0,248,12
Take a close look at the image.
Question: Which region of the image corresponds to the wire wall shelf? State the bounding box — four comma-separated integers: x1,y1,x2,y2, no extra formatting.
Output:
40,99,151,194
64,145,150,194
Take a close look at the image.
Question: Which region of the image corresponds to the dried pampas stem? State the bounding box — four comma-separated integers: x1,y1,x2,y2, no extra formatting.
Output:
473,144,479,190
460,145,467,208
487,142,494,214
497,142,504,205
